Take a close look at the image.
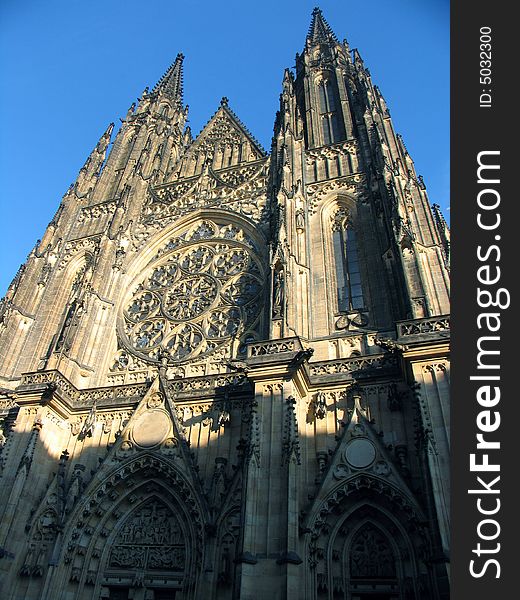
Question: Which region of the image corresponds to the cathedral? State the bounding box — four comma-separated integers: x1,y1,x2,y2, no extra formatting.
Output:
0,8,450,600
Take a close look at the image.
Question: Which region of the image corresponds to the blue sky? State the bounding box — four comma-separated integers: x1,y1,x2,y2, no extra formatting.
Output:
0,0,449,296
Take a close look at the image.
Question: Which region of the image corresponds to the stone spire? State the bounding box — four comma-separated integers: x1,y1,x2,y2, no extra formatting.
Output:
306,7,339,45
153,52,184,102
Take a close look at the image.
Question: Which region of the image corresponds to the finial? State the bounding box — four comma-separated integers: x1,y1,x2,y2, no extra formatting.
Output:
220,97,229,107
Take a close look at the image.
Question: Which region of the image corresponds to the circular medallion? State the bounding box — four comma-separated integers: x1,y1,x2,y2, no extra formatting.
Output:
132,411,171,448
345,438,376,469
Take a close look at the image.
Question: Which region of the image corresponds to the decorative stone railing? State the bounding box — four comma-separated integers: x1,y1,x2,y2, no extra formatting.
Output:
247,337,303,358
18,370,148,407
309,353,397,378
396,315,450,341
166,373,251,396
18,370,251,409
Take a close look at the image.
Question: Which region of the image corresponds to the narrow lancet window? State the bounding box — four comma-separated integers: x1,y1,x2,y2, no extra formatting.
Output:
333,209,364,311
318,78,345,145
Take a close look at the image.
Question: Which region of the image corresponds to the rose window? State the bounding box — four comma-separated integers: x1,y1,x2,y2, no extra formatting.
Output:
120,220,265,364
163,275,218,320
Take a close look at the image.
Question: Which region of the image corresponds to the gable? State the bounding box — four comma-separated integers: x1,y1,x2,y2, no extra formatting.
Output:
170,101,266,180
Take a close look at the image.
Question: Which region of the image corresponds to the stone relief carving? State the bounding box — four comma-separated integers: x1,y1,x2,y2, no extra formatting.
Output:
312,391,327,420
249,337,301,356
142,153,269,227
77,199,117,223
57,236,101,271
306,173,367,214
217,508,241,586
272,267,285,318
350,524,396,578
61,455,205,587
108,499,185,571
331,206,352,231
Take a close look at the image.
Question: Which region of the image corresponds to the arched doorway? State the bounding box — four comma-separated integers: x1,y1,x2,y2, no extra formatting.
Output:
45,454,206,600
306,477,433,600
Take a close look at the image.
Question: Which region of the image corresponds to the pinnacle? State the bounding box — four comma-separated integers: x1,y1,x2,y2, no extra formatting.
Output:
154,53,185,101
307,7,339,45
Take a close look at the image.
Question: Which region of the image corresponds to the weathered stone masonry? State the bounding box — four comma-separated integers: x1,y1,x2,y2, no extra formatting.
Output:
0,9,450,600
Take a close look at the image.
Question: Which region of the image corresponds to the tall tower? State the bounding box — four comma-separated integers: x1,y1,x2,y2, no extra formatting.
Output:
0,9,450,600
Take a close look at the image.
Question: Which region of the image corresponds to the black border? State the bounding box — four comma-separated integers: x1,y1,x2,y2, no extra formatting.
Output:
452,1,515,596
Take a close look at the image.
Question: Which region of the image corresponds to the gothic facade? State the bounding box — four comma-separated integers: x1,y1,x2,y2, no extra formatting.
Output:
0,9,450,600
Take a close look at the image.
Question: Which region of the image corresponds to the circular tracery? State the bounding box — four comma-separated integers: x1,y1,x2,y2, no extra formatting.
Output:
163,274,218,321
120,220,265,365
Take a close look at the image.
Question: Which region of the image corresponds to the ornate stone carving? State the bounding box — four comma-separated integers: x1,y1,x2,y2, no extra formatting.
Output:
165,372,251,397
78,402,97,440
120,219,266,365
282,396,301,465
306,173,367,214
272,267,285,318
397,315,450,338
57,236,101,271
335,311,369,330
109,499,185,571
350,525,396,578
331,206,352,231
143,158,268,224
77,200,117,223
249,337,301,357
20,370,148,408
217,508,241,585
312,392,327,420
310,353,397,377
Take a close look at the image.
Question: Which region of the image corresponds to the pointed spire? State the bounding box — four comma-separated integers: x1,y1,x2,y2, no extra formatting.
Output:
307,7,338,45
432,204,451,267
154,53,184,101
95,122,114,153
80,123,114,174
282,68,294,92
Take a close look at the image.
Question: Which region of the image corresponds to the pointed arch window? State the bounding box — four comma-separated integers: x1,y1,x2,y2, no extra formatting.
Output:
332,209,364,311
318,78,345,145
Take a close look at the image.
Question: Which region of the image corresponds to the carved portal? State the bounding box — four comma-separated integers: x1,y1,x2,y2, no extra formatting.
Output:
307,479,430,600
